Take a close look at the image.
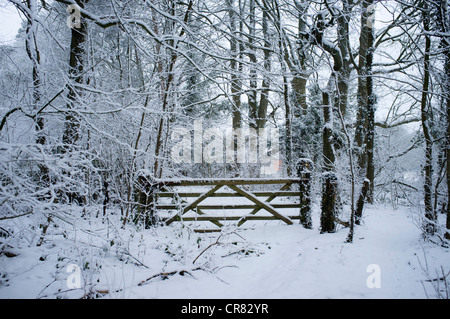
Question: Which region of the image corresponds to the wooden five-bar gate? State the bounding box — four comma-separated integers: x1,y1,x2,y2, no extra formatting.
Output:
136,162,313,233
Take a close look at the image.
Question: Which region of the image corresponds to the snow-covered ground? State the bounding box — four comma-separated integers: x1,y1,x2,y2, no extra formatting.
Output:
0,204,449,299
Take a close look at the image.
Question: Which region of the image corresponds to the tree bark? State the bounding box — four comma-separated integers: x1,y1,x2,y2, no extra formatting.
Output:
292,0,310,117
257,7,271,130
321,172,338,233
335,0,352,119
62,0,89,151
322,88,335,172
355,0,376,204
298,158,313,229
355,179,370,225
434,0,450,239
228,0,242,132
446,47,450,238
321,75,337,233
420,2,435,234
308,10,340,233
355,0,372,170
227,0,242,175
283,73,292,176
365,1,376,203
24,0,49,186
247,0,258,130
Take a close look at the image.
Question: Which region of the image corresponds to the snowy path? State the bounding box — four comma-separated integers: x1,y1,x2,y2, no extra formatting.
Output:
125,206,449,299
0,205,448,299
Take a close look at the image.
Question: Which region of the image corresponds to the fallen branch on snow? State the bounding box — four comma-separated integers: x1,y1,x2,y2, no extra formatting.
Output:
137,268,203,286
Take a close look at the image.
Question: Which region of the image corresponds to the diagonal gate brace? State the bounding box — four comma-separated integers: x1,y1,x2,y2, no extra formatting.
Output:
237,182,292,226
228,185,293,225
165,185,223,226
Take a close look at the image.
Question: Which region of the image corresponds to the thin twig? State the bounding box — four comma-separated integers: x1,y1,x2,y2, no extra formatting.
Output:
192,234,223,264
0,211,32,221
137,268,201,286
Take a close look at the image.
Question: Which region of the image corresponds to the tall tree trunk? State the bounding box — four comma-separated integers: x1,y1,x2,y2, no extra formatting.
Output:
257,7,271,130
446,47,450,239
309,9,341,233
435,0,450,239
24,0,49,186
322,81,336,172
292,0,309,117
247,0,258,130
275,0,310,172
62,0,89,151
227,0,242,175
153,3,172,179
292,0,310,162
227,0,242,131
355,0,372,171
336,0,352,119
273,0,294,175
365,4,375,203
355,0,375,204
321,75,337,233
420,2,435,234
25,0,43,145
283,72,292,176
153,0,193,178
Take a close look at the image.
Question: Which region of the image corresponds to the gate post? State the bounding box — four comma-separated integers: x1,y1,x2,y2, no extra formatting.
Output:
136,175,159,228
320,172,338,233
297,158,313,229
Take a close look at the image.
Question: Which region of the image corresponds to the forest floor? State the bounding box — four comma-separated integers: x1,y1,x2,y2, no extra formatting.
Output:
0,202,449,299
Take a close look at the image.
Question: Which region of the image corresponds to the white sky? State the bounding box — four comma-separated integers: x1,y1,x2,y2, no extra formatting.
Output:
0,2,22,44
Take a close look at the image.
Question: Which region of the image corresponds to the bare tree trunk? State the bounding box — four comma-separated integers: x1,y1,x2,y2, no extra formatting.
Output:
62,0,89,151
420,2,435,234
25,0,43,145
308,9,341,233
257,6,271,130
355,0,372,171
321,76,337,233
355,179,370,225
322,82,336,172
153,0,193,179
291,0,310,164
284,73,292,177
273,0,310,173
434,0,450,239
292,0,310,117
446,42,450,239
231,2,242,132
336,0,352,119
355,0,375,206
23,0,49,186
227,0,242,175
446,48,450,239
365,11,375,203
247,0,258,130
298,158,313,229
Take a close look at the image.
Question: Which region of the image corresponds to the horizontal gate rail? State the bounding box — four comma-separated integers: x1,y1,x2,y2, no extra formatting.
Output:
154,191,301,197
135,163,313,231
150,178,300,187
168,216,302,222
155,204,302,210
